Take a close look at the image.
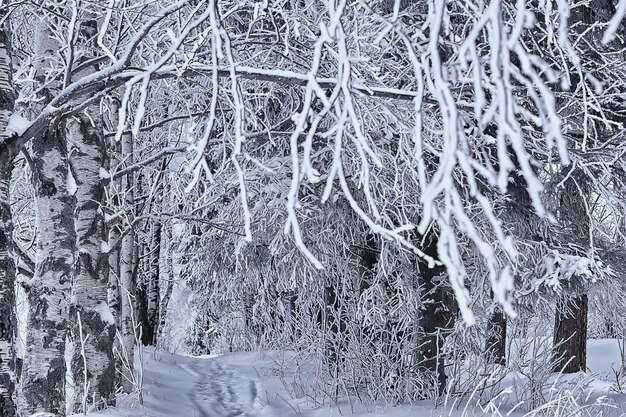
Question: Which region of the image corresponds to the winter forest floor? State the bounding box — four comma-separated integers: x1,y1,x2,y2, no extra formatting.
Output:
72,340,626,417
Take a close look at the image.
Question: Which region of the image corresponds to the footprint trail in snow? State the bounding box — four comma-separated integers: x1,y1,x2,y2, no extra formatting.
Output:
75,347,261,417
182,359,258,417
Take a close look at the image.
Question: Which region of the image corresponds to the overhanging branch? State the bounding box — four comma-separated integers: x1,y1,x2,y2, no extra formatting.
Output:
6,63,437,154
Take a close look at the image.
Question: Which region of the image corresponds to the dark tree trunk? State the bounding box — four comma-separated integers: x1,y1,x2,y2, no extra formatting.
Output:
136,158,168,347
415,232,454,397
486,309,507,366
134,175,149,346
135,258,149,346
243,292,257,347
281,290,298,341
356,234,378,354
551,172,590,375
553,294,588,373
157,225,174,342
358,233,378,294
323,283,346,365
141,222,161,346
416,263,449,395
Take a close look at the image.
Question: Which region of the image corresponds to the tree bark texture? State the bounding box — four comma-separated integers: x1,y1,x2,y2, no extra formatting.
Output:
105,106,124,391
118,120,136,393
107,224,121,329
19,123,75,416
140,222,161,346
553,294,588,373
0,151,17,417
358,233,377,294
67,113,116,413
486,309,507,366
135,272,148,346
323,283,346,365
415,232,454,397
107,131,122,330
157,223,174,343
0,15,17,417
552,174,591,374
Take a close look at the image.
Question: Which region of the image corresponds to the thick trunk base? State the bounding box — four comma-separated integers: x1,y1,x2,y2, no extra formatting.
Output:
553,294,588,373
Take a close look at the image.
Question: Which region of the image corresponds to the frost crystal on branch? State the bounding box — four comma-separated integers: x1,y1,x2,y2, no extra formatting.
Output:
98,0,625,322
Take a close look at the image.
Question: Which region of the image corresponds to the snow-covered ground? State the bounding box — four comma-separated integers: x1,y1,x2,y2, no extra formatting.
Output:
74,339,626,417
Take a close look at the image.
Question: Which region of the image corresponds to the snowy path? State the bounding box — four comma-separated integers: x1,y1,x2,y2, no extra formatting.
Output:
83,349,447,417
78,348,261,417
140,349,260,417
180,359,257,417
76,341,626,417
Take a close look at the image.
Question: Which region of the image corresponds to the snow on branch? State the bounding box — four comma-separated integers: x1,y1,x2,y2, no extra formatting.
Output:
10,0,623,323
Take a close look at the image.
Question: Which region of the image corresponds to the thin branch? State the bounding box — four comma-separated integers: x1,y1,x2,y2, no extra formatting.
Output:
107,146,186,183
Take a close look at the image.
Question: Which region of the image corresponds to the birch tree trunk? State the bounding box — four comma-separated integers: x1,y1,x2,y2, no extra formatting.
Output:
107,133,122,328
104,103,124,392
135,264,148,346
0,148,17,417
119,119,136,393
19,122,75,416
108,227,121,329
141,222,161,346
18,19,75,414
0,15,17,417
67,113,116,413
157,223,174,343
140,158,170,346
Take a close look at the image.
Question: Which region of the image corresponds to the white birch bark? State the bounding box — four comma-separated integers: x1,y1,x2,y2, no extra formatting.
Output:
19,22,74,417
0,154,17,417
104,105,124,391
19,122,75,416
108,226,121,329
144,222,161,346
107,135,121,329
157,224,174,343
118,105,136,393
67,112,116,413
